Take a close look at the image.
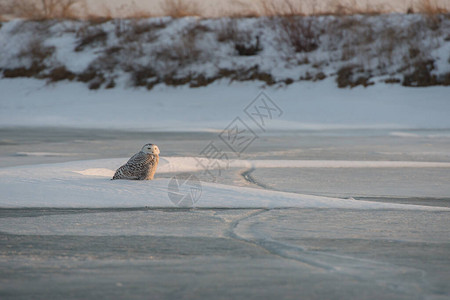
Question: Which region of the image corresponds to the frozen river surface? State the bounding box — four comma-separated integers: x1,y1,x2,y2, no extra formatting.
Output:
0,128,449,299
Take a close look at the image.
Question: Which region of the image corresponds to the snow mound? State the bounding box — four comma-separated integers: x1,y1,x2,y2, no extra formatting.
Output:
74,157,450,178
73,168,115,177
1,157,448,210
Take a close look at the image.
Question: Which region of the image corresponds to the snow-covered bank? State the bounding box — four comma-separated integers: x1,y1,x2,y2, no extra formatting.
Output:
1,15,449,88
1,157,449,209
1,78,450,131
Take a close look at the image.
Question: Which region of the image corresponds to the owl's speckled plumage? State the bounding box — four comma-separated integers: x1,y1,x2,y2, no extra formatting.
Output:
112,144,160,180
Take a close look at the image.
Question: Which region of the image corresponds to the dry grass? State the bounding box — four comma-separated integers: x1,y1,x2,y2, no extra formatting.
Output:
232,0,387,17
0,1,10,20
1,0,155,21
231,0,323,17
160,0,200,18
84,4,114,24
86,2,154,21
121,4,155,19
3,0,449,21
416,0,449,14
324,0,387,16
258,0,306,16
5,0,85,20
226,0,260,18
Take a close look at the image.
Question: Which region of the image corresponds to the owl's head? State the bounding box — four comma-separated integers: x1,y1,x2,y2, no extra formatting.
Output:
141,143,160,155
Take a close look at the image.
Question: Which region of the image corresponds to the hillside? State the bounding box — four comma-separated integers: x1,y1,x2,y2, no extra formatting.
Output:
1,14,449,90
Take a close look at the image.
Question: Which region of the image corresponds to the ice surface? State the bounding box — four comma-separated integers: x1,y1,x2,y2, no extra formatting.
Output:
1,207,449,300
0,132,449,299
250,167,450,198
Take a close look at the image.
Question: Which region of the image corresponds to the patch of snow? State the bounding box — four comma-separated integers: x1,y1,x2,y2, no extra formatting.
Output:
73,168,115,177
1,158,449,210
73,157,450,179
1,78,450,131
389,131,420,138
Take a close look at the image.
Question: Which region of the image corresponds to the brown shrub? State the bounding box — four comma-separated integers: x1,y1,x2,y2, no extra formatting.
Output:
88,77,105,90
300,72,313,81
384,78,401,84
76,64,106,89
75,27,107,51
77,68,103,85
190,74,217,88
402,59,439,87
217,19,239,42
219,65,275,85
129,65,279,89
276,16,319,53
163,74,192,86
18,38,55,62
217,20,262,56
46,66,76,81
336,66,353,87
336,65,373,88
131,66,157,87
314,72,326,81
105,79,116,89
235,35,262,56
284,78,294,85
439,73,450,86
3,65,44,78
4,39,56,78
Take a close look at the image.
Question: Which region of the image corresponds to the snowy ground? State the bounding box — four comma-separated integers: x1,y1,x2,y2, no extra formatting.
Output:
1,75,449,298
2,155,450,209
1,78,450,131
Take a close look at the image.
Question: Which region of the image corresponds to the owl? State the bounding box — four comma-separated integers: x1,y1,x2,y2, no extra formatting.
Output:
112,144,160,180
